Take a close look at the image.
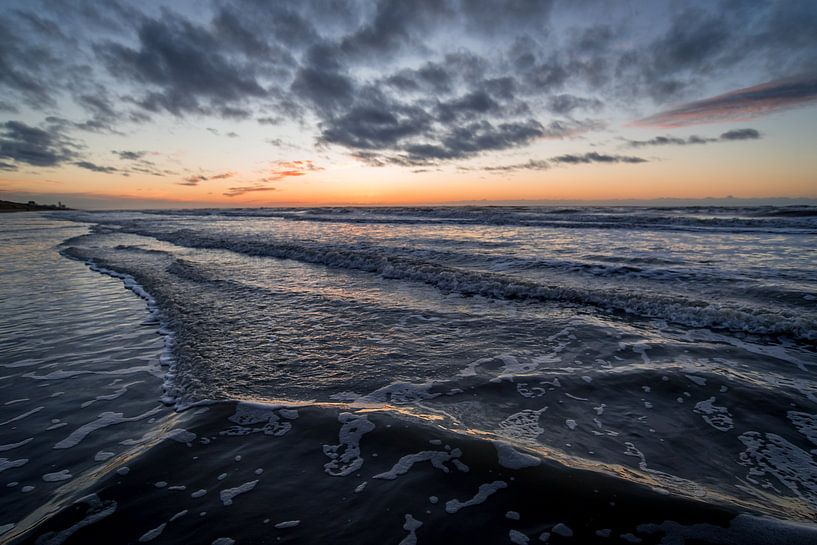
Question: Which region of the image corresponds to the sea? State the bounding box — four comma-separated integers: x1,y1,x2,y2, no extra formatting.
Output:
1,205,816,544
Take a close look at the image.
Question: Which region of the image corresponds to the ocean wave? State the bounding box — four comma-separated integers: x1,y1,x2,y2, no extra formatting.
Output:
88,226,816,341
130,206,817,234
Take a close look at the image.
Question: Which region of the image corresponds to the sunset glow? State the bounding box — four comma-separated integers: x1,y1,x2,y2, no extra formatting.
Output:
0,1,815,208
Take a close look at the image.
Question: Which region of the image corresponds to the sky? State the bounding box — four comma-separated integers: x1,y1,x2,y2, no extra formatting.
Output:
0,0,816,208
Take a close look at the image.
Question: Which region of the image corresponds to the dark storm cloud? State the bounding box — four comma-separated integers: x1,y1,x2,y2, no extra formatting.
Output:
319,96,434,151
347,119,548,166
0,15,58,108
635,75,817,127
290,43,356,113
339,0,451,59
100,12,268,117
626,128,761,148
386,63,453,94
0,121,79,169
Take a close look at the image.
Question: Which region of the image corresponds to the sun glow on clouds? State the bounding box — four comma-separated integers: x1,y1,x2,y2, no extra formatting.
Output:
635,75,817,128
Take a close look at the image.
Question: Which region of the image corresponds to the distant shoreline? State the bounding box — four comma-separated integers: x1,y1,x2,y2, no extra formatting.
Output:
0,199,72,212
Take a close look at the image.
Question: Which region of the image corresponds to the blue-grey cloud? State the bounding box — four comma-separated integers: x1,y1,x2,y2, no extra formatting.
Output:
0,120,79,169
74,160,121,174
552,152,647,165
100,11,268,117
626,128,761,147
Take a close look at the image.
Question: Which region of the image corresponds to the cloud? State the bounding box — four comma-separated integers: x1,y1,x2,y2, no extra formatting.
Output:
179,171,235,186
547,94,603,115
479,152,647,173
2,0,816,175
0,120,80,169
551,152,647,165
113,150,148,160
626,128,761,147
634,75,817,127
264,160,322,181
483,159,551,172
223,186,277,197
720,128,761,141
258,116,284,126
100,11,268,116
74,160,121,173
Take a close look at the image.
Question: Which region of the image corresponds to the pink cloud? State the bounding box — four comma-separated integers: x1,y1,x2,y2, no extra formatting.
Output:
633,74,817,127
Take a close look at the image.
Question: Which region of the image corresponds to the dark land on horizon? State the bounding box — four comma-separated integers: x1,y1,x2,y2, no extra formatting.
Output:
0,199,71,212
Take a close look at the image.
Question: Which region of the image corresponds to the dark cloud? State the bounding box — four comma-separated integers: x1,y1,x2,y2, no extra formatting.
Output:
479,152,647,173
74,160,121,174
109,149,172,176
290,44,355,113
319,98,433,152
100,12,268,117
551,152,647,165
0,121,79,169
113,150,148,160
547,94,603,115
719,128,761,141
483,159,551,172
258,116,284,126
339,0,451,59
635,74,817,127
626,128,761,148
0,16,58,108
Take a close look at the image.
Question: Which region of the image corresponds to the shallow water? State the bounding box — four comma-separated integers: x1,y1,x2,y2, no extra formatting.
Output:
1,207,816,544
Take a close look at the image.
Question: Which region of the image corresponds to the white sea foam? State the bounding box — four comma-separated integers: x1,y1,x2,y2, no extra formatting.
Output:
739,432,817,509
42,469,72,482
373,449,463,480
694,397,734,431
398,514,422,545
138,523,166,542
323,413,374,477
445,481,508,513
0,438,32,452
220,480,259,506
0,458,28,473
498,408,547,442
